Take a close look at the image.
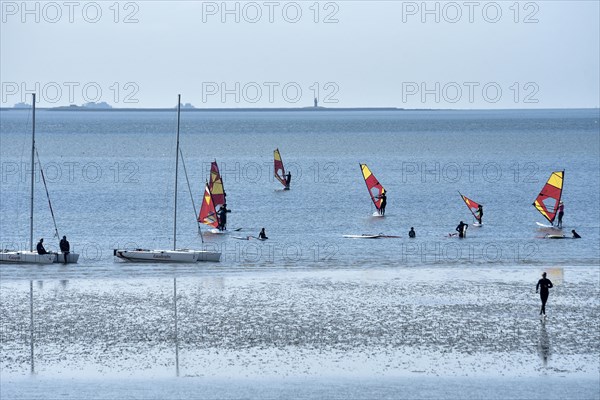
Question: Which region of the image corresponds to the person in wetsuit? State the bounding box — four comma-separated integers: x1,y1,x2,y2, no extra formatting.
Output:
285,172,291,189
378,192,387,215
556,202,564,228
59,235,70,264
456,221,468,238
258,228,268,240
476,205,483,224
36,238,48,255
536,272,554,317
217,204,231,231
408,227,416,238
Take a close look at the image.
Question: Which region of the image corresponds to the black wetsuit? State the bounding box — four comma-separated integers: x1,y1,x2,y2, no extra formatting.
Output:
477,207,483,224
536,278,554,315
60,238,70,264
408,229,415,238
379,194,386,215
456,223,467,238
36,241,47,255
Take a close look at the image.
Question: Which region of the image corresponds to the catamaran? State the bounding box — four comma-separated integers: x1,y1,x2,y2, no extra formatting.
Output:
1,93,79,264
113,95,221,262
459,191,483,227
533,170,564,229
274,148,290,190
359,163,386,216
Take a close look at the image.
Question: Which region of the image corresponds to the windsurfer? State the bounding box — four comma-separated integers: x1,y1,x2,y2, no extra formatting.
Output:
408,227,416,238
218,204,230,231
476,205,483,224
378,192,387,215
258,228,268,240
571,230,581,238
456,221,468,238
557,202,564,228
536,272,553,317
285,172,291,189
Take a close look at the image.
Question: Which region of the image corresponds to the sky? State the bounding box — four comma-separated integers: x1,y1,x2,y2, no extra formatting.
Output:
1,0,599,108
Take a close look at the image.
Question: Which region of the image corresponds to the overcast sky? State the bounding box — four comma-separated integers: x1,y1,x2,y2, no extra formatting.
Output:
1,1,599,108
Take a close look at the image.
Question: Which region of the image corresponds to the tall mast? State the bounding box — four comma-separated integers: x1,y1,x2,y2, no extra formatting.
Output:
29,94,36,251
173,94,181,250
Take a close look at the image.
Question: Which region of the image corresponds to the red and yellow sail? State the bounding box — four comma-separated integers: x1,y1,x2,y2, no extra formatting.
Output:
198,183,219,228
459,192,482,222
533,170,564,223
208,161,226,210
360,163,385,210
274,148,287,187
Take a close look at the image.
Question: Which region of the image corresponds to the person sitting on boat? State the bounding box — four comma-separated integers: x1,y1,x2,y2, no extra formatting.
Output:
571,229,581,239
408,227,416,238
258,228,268,240
59,235,70,264
36,238,48,255
476,205,483,224
456,221,468,238
378,192,387,215
217,204,230,231
285,172,291,189
557,201,564,228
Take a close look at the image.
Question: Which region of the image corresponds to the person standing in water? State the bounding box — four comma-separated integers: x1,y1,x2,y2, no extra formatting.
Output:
59,235,70,264
536,272,554,317
455,221,468,238
408,227,416,238
258,228,268,240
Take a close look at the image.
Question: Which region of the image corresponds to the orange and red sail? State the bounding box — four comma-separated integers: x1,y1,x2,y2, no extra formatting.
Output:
198,183,219,228
360,164,385,210
459,192,482,222
208,161,226,210
274,148,287,187
533,170,564,224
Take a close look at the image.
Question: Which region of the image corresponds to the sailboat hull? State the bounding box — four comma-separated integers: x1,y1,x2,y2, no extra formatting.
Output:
53,253,80,264
113,249,220,263
0,251,55,264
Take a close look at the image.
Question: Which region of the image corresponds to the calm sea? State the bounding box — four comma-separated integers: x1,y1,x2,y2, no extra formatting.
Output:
1,108,599,278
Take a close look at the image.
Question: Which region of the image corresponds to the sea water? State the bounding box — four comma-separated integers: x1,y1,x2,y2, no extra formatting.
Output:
1,109,599,398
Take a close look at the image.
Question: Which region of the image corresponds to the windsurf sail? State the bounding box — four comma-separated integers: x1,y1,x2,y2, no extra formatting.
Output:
198,183,219,228
360,163,385,210
459,191,482,222
274,148,287,188
208,161,226,210
533,170,564,224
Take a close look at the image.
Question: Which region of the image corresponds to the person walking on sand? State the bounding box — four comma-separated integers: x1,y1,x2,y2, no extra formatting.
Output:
536,272,554,318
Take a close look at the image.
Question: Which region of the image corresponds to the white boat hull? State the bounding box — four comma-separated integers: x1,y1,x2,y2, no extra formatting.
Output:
53,253,80,264
114,249,220,263
0,251,55,264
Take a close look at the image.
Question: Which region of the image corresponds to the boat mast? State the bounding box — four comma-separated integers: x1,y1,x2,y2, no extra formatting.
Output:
173,94,181,250
29,94,36,252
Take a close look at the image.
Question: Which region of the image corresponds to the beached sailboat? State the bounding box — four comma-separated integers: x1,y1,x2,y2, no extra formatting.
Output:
1,94,78,264
459,192,483,227
359,163,386,216
274,148,290,189
533,170,564,229
113,95,221,262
